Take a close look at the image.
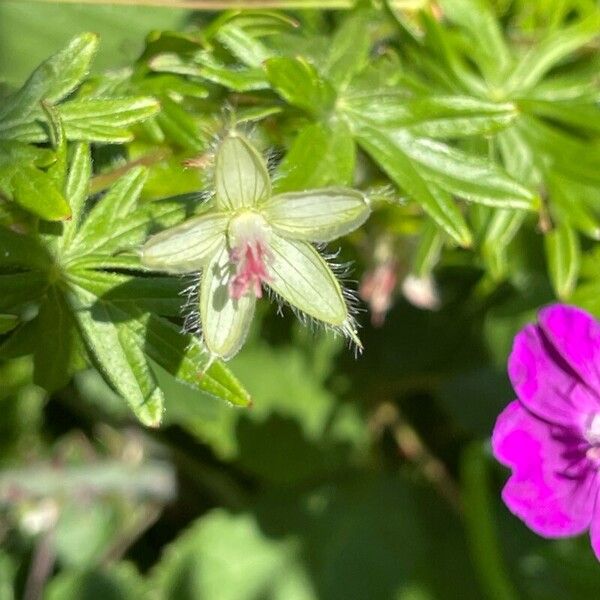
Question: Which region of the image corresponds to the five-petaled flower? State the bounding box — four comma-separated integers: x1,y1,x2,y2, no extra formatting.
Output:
141,131,370,360
492,304,600,560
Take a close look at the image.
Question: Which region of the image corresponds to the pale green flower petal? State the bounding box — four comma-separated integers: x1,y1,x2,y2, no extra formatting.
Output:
141,213,228,273
200,240,256,360
267,234,347,326
215,133,271,211
262,187,370,242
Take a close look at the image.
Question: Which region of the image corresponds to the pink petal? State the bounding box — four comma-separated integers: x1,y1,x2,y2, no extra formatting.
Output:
508,324,598,429
492,401,596,538
539,304,600,393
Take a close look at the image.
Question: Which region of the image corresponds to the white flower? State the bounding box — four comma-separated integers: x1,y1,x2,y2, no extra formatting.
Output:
142,131,371,360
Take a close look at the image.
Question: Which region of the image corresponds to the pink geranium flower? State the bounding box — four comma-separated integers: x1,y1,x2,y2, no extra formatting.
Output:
492,304,600,560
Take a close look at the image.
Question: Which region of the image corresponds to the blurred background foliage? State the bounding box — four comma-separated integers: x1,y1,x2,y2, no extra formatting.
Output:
1,0,600,598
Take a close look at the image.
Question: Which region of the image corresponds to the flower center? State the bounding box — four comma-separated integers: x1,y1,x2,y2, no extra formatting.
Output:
227,212,272,300
585,413,600,462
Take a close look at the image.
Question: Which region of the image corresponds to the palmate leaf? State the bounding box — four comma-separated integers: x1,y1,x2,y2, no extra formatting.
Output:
275,121,355,191
0,139,251,422
0,33,98,123
351,122,472,246
0,140,70,221
0,33,158,145
0,97,160,144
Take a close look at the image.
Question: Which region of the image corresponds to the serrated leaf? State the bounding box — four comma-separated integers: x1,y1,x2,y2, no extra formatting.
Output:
11,166,71,221
70,270,252,408
32,287,86,392
60,143,91,250
325,10,372,90
68,284,165,427
342,93,517,138
0,32,98,124
506,15,600,93
67,269,185,317
275,121,355,191
150,53,269,92
394,132,537,209
72,167,147,253
438,0,512,83
352,124,472,246
545,223,580,299
264,56,335,116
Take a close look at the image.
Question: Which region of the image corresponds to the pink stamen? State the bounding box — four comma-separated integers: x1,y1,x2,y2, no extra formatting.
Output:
229,240,271,300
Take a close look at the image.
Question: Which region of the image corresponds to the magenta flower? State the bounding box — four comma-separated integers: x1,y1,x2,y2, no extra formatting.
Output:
492,304,600,560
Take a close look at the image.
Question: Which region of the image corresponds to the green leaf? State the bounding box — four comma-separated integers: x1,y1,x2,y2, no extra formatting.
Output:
0,271,47,312
353,124,472,246
2,97,160,144
155,95,204,152
545,223,580,299
275,121,355,191
438,0,512,83
264,56,335,116
0,225,50,269
60,143,92,250
517,99,600,137
11,166,71,221
216,24,273,68
0,32,98,123
0,314,18,334
46,564,144,600
506,15,600,93
390,132,537,210
412,220,444,277
72,167,147,254
41,101,68,191
68,269,251,408
481,209,526,280
67,270,185,317
68,284,165,427
150,52,269,92
342,93,517,138
325,11,372,90
32,288,86,392
58,96,160,142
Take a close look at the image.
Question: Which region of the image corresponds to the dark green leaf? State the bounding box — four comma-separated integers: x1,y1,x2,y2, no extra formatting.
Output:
275,121,355,191
0,32,98,123
264,56,335,116
353,124,472,246
545,223,580,299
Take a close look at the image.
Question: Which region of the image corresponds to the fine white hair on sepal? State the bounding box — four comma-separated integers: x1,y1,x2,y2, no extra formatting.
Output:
181,272,202,337
264,242,364,356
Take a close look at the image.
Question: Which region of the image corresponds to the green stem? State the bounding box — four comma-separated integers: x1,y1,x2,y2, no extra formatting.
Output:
460,442,519,600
